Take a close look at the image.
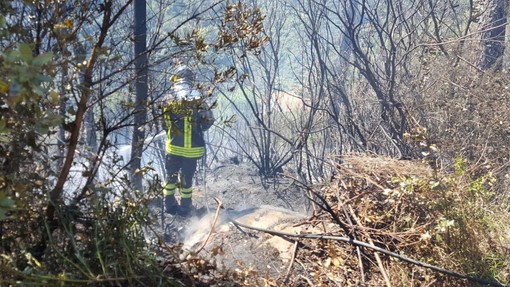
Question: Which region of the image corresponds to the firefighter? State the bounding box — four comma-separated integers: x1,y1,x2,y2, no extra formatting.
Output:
162,64,214,217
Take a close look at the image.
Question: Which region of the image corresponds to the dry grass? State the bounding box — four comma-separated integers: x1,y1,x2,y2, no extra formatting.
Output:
250,153,510,287
339,153,434,178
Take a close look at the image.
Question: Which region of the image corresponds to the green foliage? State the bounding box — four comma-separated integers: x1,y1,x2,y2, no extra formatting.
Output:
389,159,506,284
0,191,15,220
332,155,510,286
0,41,60,218
1,186,177,286
0,14,8,40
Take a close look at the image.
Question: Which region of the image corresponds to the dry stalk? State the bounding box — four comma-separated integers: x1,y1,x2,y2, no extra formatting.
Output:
348,205,392,287
336,183,366,283
284,240,298,283
229,219,506,287
193,197,223,254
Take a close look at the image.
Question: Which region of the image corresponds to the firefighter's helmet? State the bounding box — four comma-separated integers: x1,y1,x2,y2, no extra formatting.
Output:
171,65,195,85
170,65,201,101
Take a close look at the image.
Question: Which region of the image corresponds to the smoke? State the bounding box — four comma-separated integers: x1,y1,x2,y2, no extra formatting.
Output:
181,205,308,252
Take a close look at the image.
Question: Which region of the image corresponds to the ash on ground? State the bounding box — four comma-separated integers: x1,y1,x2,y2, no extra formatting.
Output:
147,162,311,277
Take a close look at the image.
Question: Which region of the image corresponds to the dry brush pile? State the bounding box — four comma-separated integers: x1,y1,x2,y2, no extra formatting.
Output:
226,154,510,287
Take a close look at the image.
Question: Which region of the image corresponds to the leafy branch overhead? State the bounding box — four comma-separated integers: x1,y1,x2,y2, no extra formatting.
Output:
218,2,269,53
170,2,269,63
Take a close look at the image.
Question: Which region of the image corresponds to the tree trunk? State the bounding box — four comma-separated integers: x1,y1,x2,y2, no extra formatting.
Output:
478,0,507,71
130,0,148,191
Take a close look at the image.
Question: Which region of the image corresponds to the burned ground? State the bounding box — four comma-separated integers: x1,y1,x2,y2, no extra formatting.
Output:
147,155,510,287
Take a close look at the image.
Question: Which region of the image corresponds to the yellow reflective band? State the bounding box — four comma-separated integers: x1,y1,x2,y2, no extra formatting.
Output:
184,116,192,148
165,183,176,189
163,188,175,196
163,183,176,196
181,187,192,198
166,145,205,158
163,104,204,158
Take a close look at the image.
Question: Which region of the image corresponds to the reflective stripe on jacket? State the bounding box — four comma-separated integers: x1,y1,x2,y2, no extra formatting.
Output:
163,101,208,158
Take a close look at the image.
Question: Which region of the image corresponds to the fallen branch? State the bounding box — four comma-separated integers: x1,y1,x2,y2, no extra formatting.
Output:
230,218,508,287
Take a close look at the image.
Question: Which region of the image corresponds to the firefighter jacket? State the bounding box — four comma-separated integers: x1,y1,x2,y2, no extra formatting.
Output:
163,99,214,158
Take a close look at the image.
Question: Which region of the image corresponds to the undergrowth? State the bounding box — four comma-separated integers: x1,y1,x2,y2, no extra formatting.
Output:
284,154,510,287
2,154,510,287
0,186,174,286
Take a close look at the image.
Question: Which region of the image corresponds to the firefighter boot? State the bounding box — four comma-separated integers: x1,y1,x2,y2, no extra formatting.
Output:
165,195,178,215
178,198,194,217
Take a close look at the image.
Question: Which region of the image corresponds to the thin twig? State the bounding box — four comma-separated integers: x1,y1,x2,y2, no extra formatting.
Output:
230,219,508,287
356,242,366,284
348,205,392,287
424,279,438,287
193,197,223,254
298,274,314,286
284,241,298,284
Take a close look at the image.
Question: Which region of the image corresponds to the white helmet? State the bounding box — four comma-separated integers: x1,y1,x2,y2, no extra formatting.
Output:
172,65,194,85
171,65,202,101
172,84,201,101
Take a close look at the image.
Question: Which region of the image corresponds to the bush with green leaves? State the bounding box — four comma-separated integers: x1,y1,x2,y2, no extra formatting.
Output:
0,14,169,286
0,39,58,218
325,155,510,286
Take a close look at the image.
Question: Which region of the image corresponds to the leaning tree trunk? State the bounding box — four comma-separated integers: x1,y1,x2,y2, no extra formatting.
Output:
477,0,507,71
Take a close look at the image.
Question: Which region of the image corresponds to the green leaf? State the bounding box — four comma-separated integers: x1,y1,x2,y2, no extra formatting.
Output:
19,43,33,62
43,112,63,127
0,15,6,28
0,192,15,221
35,74,53,83
34,121,49,134
6,94,21,107
32,85,46,96
0,80,9,94
0,197,15,208
0,120,10,141
0,16,6,37
49,90,59,104
32,52,53,66
0,119,6,131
